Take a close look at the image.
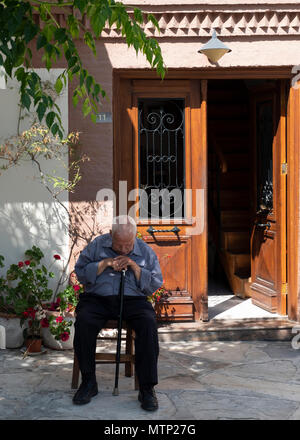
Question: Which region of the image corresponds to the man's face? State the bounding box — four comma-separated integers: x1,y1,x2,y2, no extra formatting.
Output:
111,232,135,255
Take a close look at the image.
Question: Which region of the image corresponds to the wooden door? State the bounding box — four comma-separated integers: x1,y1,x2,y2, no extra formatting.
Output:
114,78,208,321
249,80,287,314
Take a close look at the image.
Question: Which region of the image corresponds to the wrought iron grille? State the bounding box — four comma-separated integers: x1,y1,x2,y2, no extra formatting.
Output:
138,99,185,219
256,100,273,212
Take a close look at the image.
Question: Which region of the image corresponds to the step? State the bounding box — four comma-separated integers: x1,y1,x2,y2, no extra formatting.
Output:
209,171,250,189
155,296,194,322
211,135,250,151
244,278,253,298
224,249,251,273
207,153,250,173
221,229,250,252
217,190,250,209
223,153,250,171
157,318,296,342
220,209,250,228
209,120,249,136
219,249,251,297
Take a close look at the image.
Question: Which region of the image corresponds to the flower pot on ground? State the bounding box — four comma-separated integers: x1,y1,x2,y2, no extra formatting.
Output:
41,283,81,350
0,312,26,348
25,336,42,353
0,246,63,349
41,310,74,350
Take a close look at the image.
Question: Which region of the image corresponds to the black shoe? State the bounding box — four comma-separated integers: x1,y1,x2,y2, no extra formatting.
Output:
138,386,158,411
73,380,98,405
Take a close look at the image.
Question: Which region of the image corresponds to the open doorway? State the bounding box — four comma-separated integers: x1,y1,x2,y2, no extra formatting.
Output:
207,79,284,320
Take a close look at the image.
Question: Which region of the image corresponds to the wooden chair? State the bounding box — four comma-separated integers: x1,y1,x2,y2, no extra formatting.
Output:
71,319,139,390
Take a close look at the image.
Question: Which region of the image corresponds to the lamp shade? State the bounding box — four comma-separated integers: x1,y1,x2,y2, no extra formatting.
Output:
198,29,232,62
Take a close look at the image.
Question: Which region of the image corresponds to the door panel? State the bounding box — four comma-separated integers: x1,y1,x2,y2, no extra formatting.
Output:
249,81,287,314
114,78,207,321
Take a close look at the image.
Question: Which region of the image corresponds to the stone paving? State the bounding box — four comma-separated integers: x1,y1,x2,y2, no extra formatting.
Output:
1,338,300,420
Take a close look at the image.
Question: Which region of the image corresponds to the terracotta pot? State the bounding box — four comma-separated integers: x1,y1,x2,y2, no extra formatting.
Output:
25,337,42,353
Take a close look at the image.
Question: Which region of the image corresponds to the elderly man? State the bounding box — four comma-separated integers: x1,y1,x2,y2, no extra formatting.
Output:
73,215,163,411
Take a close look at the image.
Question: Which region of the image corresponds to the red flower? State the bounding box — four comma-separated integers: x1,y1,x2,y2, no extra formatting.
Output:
73,285,80,292
53,254,61,260
41,318,49,328
60,332,69,342
156,296,161,301
56,316,63,323
27,308,36,318
18,261,24,267
23,311,29,318
56,297,61,304
24,260,30,265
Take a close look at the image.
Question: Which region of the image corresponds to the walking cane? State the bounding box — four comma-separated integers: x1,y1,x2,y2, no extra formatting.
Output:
113,268,126,396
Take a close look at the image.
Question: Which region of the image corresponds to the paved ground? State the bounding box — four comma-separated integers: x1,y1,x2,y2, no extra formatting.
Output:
1,337,300,420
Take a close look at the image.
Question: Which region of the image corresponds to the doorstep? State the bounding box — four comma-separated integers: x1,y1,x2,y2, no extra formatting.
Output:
157,317,298,342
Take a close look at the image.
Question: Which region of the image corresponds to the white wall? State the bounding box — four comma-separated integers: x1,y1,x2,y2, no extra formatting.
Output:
0,68,69,293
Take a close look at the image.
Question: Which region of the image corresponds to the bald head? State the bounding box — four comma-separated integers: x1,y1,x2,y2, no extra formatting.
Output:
111,215,136,255
111,215,136,237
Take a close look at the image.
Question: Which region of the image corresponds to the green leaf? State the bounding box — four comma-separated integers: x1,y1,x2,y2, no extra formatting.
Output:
54,28,67,44
134,8,143,24
85,75,93,93
37,102,46,121
82,97,91,117
54,77,63,94
74,0,87,14
72,91,79,107
84,31,96,56
45,111,56,128
71,65,80,75
21,93,31,111
90,113,97,123
37,34,47,50
148,14,160,32
67,56,77,69
67,15,80,39
24,22,38,43
51,123,59,136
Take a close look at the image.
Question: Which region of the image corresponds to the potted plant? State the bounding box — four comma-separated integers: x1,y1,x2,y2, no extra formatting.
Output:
42,279,82,350
3,245,60,353
0,255,27,348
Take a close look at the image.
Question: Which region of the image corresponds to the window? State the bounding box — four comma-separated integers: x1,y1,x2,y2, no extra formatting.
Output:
138,98,185,219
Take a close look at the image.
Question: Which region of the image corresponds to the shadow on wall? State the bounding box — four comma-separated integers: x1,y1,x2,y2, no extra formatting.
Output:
0,200,68,290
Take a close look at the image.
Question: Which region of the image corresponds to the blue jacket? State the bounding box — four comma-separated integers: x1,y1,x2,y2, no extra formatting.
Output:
75,233,163,297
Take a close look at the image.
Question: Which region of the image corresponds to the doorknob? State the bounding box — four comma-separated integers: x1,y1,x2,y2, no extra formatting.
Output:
147,226,180,234
255,222,271,230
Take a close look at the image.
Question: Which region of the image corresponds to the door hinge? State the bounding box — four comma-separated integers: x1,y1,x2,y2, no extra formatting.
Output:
281,163,288,174
282,282,288,295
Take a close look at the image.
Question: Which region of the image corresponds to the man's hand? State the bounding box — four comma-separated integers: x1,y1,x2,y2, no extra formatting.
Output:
113,256,141,281
97,256,141,281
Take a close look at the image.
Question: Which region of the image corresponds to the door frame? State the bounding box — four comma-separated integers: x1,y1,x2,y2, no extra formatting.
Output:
113,67,297,321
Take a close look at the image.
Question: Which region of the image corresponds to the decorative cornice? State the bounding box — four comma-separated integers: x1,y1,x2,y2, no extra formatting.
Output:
36,7,300,39
101,11,300,38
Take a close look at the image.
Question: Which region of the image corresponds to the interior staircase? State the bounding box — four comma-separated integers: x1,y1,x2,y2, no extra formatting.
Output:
208,80,252,298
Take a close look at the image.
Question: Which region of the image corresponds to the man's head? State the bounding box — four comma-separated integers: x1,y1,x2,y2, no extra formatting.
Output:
110,215,137,255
